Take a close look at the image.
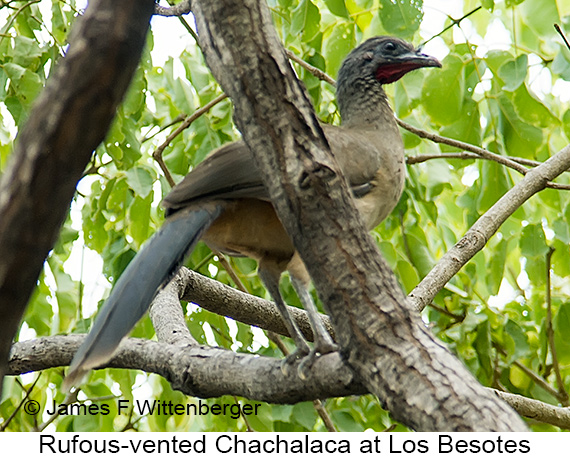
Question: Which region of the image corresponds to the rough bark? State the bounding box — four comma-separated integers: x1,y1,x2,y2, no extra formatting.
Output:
8,335,363,404
178,267,335,341
191,0,528,431
0,0,155,389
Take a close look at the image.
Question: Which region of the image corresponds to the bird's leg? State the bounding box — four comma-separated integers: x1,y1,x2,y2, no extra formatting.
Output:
257,265,310,375
290,276,338,379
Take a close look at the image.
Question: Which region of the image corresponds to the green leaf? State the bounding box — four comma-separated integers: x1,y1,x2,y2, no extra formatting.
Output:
332,410,365,431
497,94,543,158
324,0,349,17
106,177,130,214
123,66,147,117
554,303,570,364
405,231,434,278
291,402,317,430
128,194,152,247
291,0,321,42
125,167,155,198
485,50,513,83
422,54,465,125
424,160,453,199
520,0,560,38
379,0,423,38
24,275,53,336
503,319,530,363
477,159,510,213
481,0,494,11
513,84,559,129
551,47,570,81
563,110,570,140
396,260,420,294
345,0,373,32
51,1,70,43
3,62,43,104
498,54,528,91
439,100,481,150
474,320,492,382
323,23,355,78
488,238,507,296
395,70,424,117
9,35,43,68
519,223,549,258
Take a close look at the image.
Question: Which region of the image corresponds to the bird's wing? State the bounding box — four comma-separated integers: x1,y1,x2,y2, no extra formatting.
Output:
163,140,269,211
163,125,395,212
323,124,386,186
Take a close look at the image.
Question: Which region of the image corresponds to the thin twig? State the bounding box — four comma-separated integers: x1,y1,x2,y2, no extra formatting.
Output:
407,151,545,168
313,399,338,432
152,93,229,187
493,343,563,402
213,250,248,293
397,118,570,190
286,49,335,86
142,114,186,143
233,396,254,431
512,357,566,404
555,24,570,52
0,374,41,431
421,6,482,46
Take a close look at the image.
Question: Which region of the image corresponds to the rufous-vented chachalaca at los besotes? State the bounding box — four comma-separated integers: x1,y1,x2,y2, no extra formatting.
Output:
64,36,441,388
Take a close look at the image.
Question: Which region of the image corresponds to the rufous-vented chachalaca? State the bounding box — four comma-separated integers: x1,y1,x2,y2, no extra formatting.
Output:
65,36,441,387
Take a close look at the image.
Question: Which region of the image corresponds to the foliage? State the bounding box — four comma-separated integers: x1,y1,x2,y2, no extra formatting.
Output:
1,0,570,431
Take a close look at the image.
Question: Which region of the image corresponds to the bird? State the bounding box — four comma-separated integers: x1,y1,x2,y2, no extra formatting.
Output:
64,36,441,388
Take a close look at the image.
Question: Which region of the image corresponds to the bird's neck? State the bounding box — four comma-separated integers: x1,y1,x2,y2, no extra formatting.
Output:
337,77,395,129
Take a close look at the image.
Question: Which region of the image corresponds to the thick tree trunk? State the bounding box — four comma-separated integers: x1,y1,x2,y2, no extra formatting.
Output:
192,0,528,431
0,0,154,389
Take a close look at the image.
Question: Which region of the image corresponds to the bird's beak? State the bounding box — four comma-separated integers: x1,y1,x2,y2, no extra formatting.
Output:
397,49,442,70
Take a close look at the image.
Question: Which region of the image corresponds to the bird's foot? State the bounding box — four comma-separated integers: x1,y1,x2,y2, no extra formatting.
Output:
280,343,310,376
298,341,339,380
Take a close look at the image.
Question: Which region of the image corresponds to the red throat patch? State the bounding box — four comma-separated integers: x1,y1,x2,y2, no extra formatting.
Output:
376,62,424,84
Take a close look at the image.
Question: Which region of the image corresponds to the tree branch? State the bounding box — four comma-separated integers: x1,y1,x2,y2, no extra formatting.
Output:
178,267,335,342
491,389,570,430
8,335,363,405
154,0,191,17
409,144,570,311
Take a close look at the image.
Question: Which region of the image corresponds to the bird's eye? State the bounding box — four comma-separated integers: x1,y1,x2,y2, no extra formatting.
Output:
384,41,397,52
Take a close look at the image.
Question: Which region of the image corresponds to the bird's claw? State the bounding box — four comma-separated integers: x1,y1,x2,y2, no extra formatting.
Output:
280,344,310,376
297,341,339,380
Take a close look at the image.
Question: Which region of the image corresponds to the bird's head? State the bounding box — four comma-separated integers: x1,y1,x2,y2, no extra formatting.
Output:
338,36,441,87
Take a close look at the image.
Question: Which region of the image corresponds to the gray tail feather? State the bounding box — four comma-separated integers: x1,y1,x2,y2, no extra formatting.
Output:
64,204,222,389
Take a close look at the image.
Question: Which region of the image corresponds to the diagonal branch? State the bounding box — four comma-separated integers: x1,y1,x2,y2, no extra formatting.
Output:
408,144,570,311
